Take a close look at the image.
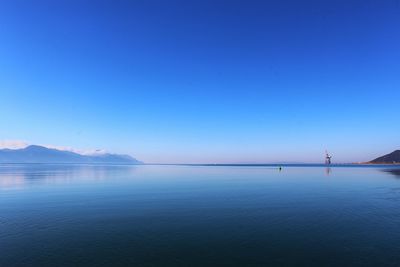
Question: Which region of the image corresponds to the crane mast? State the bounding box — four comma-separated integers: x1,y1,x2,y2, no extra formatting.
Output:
325,150,332,165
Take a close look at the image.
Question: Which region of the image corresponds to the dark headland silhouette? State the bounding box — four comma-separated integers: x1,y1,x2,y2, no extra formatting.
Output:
0,145,142,164
369,150,400,164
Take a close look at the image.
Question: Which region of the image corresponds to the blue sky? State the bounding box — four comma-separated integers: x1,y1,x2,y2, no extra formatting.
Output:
0,0,399,163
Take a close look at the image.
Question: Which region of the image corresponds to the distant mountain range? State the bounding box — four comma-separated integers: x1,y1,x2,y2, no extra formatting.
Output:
0,145,142,164
369,150,400,164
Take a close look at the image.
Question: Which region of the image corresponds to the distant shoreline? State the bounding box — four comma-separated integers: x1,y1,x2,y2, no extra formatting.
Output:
1,162,400,167
354,162,400,165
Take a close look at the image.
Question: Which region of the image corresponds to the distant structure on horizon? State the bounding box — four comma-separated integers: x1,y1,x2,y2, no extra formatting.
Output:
325,150,332,165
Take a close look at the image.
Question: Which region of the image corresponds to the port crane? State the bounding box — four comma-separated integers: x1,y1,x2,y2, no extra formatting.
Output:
325,150,332,165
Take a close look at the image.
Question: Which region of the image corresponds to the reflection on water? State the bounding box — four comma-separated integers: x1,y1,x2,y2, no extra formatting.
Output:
1,164,400,267
325,167,332,176
0,164,138,189
383,168,400,177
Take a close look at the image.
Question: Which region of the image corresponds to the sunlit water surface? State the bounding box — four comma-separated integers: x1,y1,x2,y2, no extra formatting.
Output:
1,164,400,266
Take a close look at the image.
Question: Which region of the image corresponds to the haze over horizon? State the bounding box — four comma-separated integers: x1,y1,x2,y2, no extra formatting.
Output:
1,1,399,164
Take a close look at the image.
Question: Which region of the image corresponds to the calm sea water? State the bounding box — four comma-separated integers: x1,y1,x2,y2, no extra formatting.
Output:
1,164,400,267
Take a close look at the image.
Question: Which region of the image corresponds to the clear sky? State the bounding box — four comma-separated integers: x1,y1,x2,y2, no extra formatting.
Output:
0,0,399,163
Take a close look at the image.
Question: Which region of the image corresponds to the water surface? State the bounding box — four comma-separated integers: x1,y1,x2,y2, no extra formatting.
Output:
1,164,400,266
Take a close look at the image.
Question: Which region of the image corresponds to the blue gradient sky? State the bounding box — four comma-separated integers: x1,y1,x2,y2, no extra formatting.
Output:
0,0,399,163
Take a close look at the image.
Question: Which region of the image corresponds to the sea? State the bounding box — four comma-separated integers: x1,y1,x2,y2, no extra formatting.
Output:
1,163,400,266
